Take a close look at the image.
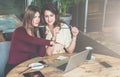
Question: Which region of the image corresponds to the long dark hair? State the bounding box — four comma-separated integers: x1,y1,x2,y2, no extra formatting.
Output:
41,2,61,28
22,5,41,35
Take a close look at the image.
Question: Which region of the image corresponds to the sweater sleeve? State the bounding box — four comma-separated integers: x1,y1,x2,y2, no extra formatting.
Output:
12,27,51,46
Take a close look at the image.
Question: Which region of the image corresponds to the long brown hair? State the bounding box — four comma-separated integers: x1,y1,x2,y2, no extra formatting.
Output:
22,5,41,35
41,2,61,28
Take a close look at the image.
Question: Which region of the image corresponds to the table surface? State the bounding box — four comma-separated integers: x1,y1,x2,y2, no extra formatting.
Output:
7,53,120,77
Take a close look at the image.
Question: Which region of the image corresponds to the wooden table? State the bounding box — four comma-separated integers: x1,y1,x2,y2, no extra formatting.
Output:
7,53,120,77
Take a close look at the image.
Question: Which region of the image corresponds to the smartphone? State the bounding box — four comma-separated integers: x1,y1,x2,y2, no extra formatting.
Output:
23,71,44,77
99,61,112,68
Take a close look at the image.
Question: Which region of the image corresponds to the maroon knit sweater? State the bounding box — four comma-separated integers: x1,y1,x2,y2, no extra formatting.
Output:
8,26,51,65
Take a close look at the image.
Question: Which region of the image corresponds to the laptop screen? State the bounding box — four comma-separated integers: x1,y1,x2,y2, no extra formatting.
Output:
51,50,89,73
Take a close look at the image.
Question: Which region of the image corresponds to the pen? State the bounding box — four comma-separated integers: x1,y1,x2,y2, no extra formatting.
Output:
19,65,43,74
19,67,31,74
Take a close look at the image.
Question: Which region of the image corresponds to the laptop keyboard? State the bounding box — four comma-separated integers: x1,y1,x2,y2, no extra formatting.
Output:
57,63,68,71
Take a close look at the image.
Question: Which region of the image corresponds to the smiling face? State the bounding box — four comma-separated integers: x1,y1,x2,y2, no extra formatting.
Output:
44,10,55,26
32,12,40,27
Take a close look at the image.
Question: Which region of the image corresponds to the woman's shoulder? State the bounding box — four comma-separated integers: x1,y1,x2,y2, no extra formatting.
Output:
60,23,68,27
14,26,25,32
16,26,24,30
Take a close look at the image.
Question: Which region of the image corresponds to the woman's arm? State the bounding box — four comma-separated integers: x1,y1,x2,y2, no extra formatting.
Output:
66,27,79,53
66,36,77,53
46,43,65,56
46,46,54,56
14,27,52,46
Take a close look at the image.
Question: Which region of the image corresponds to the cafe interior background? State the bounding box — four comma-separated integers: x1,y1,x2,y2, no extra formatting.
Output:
0,0,120,76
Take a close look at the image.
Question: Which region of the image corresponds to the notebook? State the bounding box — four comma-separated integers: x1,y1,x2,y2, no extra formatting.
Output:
51,50,89,73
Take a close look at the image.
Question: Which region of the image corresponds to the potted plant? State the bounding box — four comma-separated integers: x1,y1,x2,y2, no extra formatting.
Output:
31,0,54,9
57,0,82,25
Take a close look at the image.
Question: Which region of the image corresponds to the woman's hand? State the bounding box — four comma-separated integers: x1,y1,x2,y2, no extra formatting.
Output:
45,29,49,35
54,43,64,53
51,27,60,41
53,27,60,37
71,26,79,37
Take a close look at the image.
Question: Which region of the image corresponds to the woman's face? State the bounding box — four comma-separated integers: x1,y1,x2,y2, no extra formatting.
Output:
44,10,55,26
32,12,40,27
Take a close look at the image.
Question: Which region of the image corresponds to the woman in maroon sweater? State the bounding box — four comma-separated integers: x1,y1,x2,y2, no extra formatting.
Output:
5,5,54,75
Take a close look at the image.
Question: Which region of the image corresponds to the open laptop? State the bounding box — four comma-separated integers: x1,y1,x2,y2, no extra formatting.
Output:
51,50,89,73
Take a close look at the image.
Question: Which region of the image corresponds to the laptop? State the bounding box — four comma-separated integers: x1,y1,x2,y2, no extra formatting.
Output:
51,50,89,73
